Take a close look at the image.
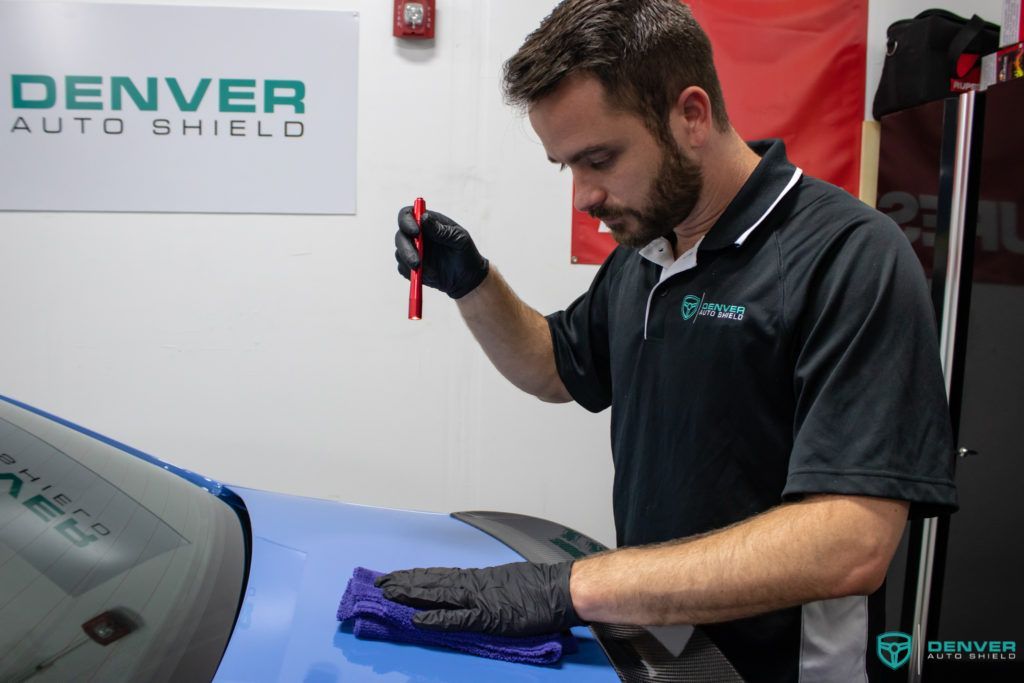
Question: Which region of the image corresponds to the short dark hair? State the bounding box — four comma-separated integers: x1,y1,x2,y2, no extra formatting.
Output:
502,0,730,138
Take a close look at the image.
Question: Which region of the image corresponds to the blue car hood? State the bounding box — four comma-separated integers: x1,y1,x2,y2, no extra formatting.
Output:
214,486,617,682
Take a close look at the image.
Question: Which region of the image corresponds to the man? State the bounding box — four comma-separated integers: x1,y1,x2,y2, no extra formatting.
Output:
382,1,957,680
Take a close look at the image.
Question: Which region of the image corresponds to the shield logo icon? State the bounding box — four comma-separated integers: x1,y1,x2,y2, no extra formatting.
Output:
877,632,912,670
681,295,701,321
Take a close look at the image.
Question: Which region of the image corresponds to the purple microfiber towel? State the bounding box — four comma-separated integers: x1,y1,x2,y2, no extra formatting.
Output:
337,566,578,665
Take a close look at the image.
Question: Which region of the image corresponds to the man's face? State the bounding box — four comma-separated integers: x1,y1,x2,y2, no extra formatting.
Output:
528,74,703,248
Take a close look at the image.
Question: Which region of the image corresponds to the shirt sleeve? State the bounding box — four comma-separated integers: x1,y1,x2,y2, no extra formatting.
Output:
782,213,958,519
545,249,619,413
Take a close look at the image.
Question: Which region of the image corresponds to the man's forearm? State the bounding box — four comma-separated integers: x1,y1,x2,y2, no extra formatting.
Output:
570,494,909,625
457,267,572,403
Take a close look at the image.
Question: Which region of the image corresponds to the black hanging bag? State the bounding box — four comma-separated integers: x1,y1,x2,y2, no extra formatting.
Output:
873,9,999,119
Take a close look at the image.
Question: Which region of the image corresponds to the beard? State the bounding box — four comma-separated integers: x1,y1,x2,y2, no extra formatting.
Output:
591,140,703,249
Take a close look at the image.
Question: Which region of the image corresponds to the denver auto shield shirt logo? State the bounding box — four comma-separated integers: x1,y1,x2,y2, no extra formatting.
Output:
681,293,747,322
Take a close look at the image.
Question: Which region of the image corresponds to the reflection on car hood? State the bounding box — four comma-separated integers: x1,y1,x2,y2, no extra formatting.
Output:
214,486,617,683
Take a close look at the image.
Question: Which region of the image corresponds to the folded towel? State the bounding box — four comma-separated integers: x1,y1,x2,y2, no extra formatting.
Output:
337,566,578,665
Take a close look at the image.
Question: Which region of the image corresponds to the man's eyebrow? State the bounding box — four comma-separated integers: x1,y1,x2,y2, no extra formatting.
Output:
547,145,612,166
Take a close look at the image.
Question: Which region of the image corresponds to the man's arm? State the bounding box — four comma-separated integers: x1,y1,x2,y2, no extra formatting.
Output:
375,493,909,636
394,207,571,403
457,268,571,403
570,493,909,625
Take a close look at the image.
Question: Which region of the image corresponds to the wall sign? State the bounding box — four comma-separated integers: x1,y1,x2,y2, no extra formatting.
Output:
0,1,359,214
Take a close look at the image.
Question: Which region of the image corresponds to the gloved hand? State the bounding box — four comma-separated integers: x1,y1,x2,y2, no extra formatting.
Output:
394,207,489,299
374,561,585,637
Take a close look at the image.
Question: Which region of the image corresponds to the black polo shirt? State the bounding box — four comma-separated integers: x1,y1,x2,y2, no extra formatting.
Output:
546,140,957,681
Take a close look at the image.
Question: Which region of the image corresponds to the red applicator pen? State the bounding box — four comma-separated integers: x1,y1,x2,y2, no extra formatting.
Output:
408,197,426,320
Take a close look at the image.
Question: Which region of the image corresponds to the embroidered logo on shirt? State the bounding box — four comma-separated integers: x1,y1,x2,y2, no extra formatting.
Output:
681,295,701,320
681,293,746,322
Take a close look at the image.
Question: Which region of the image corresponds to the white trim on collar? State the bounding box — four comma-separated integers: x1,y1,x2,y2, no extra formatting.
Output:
735,167,803,246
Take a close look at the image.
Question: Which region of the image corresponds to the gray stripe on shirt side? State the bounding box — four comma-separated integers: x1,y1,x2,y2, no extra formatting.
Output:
798,596,869,683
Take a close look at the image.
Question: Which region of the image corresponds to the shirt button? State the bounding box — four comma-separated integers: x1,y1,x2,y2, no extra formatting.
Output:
660,290,669,298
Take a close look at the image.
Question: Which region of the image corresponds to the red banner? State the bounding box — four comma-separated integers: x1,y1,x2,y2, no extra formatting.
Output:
572,0,868,264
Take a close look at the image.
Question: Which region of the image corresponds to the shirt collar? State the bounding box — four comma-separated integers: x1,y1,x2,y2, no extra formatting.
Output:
700,139,802,250
639,139,802,266
639,235,703,281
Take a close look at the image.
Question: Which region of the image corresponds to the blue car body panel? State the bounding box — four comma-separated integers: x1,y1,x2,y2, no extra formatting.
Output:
0,395,615,681
215,486,617,682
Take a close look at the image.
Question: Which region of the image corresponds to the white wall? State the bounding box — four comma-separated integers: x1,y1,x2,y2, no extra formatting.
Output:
0,0,1007,550
0,0,618,544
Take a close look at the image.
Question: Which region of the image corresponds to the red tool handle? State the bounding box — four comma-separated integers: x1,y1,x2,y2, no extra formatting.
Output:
409,197,426,320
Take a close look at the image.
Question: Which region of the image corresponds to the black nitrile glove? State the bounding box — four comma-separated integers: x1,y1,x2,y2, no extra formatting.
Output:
394,207,489,299
374,561,585,637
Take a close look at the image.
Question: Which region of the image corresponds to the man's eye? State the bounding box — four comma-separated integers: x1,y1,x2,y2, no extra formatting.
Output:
589,156,613,170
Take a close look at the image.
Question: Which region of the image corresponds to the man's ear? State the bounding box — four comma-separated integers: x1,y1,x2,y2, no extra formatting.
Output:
669,86,713,149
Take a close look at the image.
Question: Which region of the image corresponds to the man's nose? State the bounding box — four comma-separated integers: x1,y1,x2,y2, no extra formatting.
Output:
572,178,606,214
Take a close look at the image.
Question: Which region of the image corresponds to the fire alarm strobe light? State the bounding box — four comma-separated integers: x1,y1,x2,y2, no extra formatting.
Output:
394,0,435,39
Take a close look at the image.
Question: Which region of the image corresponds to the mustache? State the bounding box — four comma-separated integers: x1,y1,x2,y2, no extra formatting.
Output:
589,205,641,222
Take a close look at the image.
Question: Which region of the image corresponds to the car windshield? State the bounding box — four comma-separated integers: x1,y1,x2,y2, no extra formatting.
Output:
0,399,246,682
